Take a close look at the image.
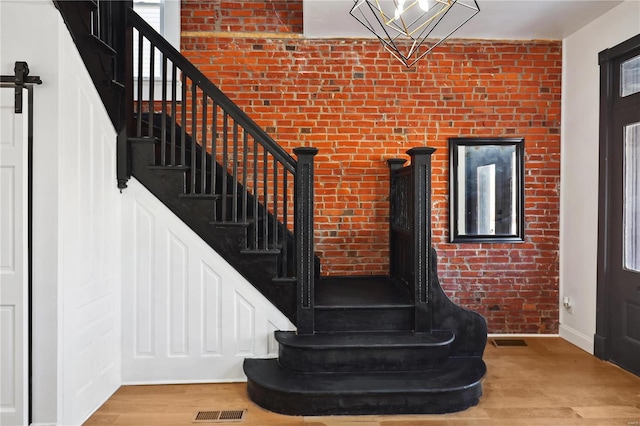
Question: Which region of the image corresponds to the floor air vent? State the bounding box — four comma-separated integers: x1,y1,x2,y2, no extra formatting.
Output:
192,409,246,423
493,338,527,347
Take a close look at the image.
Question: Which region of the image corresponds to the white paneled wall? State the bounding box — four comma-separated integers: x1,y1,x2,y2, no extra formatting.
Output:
57,22,122,424
121,179,294,383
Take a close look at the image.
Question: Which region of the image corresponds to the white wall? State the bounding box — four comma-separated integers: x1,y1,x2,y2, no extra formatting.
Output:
560,0,640,353
1,1,122,424
57,19,122,424
121,178,294,383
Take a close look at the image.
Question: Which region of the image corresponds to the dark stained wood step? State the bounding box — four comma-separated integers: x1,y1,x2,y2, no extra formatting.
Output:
275,330,454,372
244,357,486,415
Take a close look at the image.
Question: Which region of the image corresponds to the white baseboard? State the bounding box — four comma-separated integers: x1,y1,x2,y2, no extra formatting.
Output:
122,377,248,386
559,324,594,354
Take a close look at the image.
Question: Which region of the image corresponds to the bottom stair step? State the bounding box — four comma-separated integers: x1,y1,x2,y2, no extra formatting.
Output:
243,357,486,416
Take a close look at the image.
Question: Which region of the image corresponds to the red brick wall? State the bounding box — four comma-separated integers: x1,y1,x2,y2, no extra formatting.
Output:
181,0,303,33
180,3,561,334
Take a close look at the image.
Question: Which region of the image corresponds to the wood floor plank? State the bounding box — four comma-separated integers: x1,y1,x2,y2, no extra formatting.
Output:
83,338,640,425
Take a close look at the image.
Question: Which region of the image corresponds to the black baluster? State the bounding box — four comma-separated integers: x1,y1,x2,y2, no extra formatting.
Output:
160,55,167,166
253,139,259,250
201,93,208,194
232,121,239,221
148,41,154,137
221,112,228,221
262,146,268,250
242,132,248,226
282,171,289,277
136,31,143,137
273,159,278,251
190,82,197,194
170,64,177,166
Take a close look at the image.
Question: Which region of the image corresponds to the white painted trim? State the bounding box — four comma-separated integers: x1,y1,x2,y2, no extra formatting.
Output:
559,324,594,354
122,378,248,386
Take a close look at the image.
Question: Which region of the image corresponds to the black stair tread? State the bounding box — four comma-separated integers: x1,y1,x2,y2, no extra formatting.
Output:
274,330,454,348
80,0,98,10
244,357,486,394
179,193,241,199
178,193,220,199
87,34,117,56
148,165,190,171
128,136,159,144
109,79,125,90
210,221,251,227
241,248,281,255
315,275,412,307
272,277,296,283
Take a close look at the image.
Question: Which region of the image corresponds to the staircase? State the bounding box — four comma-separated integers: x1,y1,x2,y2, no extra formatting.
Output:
54,0,488,416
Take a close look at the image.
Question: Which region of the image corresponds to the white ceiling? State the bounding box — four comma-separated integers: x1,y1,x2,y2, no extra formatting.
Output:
303,0,626,40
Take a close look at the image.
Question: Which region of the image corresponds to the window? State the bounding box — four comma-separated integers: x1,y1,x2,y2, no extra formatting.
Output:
624,122,640,272
621,55,640,97
133,0,181,100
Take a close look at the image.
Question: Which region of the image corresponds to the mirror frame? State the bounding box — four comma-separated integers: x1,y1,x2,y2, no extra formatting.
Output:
449,137,525,243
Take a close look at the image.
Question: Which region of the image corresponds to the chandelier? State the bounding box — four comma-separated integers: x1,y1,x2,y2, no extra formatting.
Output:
350,0,480,67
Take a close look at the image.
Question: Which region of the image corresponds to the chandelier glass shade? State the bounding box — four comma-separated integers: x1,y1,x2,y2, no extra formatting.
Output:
350,0,480,67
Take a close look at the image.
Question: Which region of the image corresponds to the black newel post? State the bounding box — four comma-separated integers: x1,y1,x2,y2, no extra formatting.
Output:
407,147,436,332
294,147,318,335
387,158,407,277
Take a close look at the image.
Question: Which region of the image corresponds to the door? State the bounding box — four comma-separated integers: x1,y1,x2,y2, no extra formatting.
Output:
596,34,640,376
0,85,29,425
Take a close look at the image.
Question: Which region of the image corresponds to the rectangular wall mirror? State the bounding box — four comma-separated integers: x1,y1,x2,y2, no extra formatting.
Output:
449,137,525,243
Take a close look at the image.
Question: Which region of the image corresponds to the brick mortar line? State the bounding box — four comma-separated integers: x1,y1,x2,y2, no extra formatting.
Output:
181,31,304,39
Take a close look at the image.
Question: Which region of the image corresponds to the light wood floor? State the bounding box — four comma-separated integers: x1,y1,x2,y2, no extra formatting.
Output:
85,338,640,425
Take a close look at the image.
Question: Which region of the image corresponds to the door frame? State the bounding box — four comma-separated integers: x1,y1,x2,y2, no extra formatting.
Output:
0,67,37,425
595,33,640,361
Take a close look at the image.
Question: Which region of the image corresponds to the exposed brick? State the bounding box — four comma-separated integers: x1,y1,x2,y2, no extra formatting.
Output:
179,3,561,334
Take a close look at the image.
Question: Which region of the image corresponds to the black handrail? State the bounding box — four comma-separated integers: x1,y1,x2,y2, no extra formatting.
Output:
127,10,296,172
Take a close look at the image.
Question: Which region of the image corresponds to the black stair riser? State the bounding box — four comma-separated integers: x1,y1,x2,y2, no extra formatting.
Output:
277,345,451,372
314,307,413,332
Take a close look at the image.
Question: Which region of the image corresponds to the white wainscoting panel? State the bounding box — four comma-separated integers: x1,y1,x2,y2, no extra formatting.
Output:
168,231,188,357
134,200,155,357
201,263,222,356
58,24,122,425
122,178,295,383
0,306,16,411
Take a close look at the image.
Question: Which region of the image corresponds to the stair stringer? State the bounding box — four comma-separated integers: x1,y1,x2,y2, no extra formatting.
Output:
121,178,295,383
430,247,488,357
